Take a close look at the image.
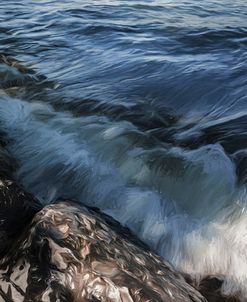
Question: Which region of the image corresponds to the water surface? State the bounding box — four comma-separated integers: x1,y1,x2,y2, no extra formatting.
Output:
0,0,247,297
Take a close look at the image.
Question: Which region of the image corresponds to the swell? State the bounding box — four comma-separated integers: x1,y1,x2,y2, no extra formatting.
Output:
47,94,247,185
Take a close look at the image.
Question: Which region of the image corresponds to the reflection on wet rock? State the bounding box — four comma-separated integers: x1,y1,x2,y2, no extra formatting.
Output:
0,201,206,302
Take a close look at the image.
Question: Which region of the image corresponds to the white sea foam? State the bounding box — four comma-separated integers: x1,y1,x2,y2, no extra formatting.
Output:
0,96,246,297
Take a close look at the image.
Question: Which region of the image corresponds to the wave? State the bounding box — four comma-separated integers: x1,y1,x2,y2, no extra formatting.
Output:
1,96,247,297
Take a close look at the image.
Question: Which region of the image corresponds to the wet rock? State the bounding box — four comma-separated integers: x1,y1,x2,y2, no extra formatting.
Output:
198,276,241,302
0,53,54,99
0,144,42,258
184,274,243,302
0,178,42,258
0,201,206,302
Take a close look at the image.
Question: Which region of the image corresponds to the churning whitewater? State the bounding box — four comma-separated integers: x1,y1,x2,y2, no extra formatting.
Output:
0,95,247,297
0,0,247,299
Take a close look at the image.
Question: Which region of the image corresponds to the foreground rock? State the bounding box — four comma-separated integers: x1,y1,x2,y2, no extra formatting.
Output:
0,201,206,302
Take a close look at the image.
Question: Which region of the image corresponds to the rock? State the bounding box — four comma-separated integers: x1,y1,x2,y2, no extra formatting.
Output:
184,274,242,302
0,145,42,259
0,53,54,99
198,276,241,302
0,178,42,258
0,201,206,302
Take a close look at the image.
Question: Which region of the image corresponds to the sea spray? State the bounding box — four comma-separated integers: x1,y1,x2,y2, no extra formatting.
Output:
1,96,246,297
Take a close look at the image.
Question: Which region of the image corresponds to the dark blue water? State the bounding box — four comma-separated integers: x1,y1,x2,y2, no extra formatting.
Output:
0,0,247,297
1,0,246,113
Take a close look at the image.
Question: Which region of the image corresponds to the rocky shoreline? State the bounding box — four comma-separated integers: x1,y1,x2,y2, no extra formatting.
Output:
0,131,204,301
0,54,243,301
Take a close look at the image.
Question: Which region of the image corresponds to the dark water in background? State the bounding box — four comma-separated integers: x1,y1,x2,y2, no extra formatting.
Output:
1,0,246,113
0,0,247,297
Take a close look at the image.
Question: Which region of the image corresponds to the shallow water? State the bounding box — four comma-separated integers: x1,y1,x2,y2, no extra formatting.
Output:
0,0,247,298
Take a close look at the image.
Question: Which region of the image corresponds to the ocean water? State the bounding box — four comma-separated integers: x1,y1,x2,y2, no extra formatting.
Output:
0,0,247,298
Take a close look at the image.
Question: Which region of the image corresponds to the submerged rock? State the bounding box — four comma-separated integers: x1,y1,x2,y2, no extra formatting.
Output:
0,53,55,99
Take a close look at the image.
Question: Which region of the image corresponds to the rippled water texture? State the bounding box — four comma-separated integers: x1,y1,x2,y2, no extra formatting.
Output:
0,0,247,298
